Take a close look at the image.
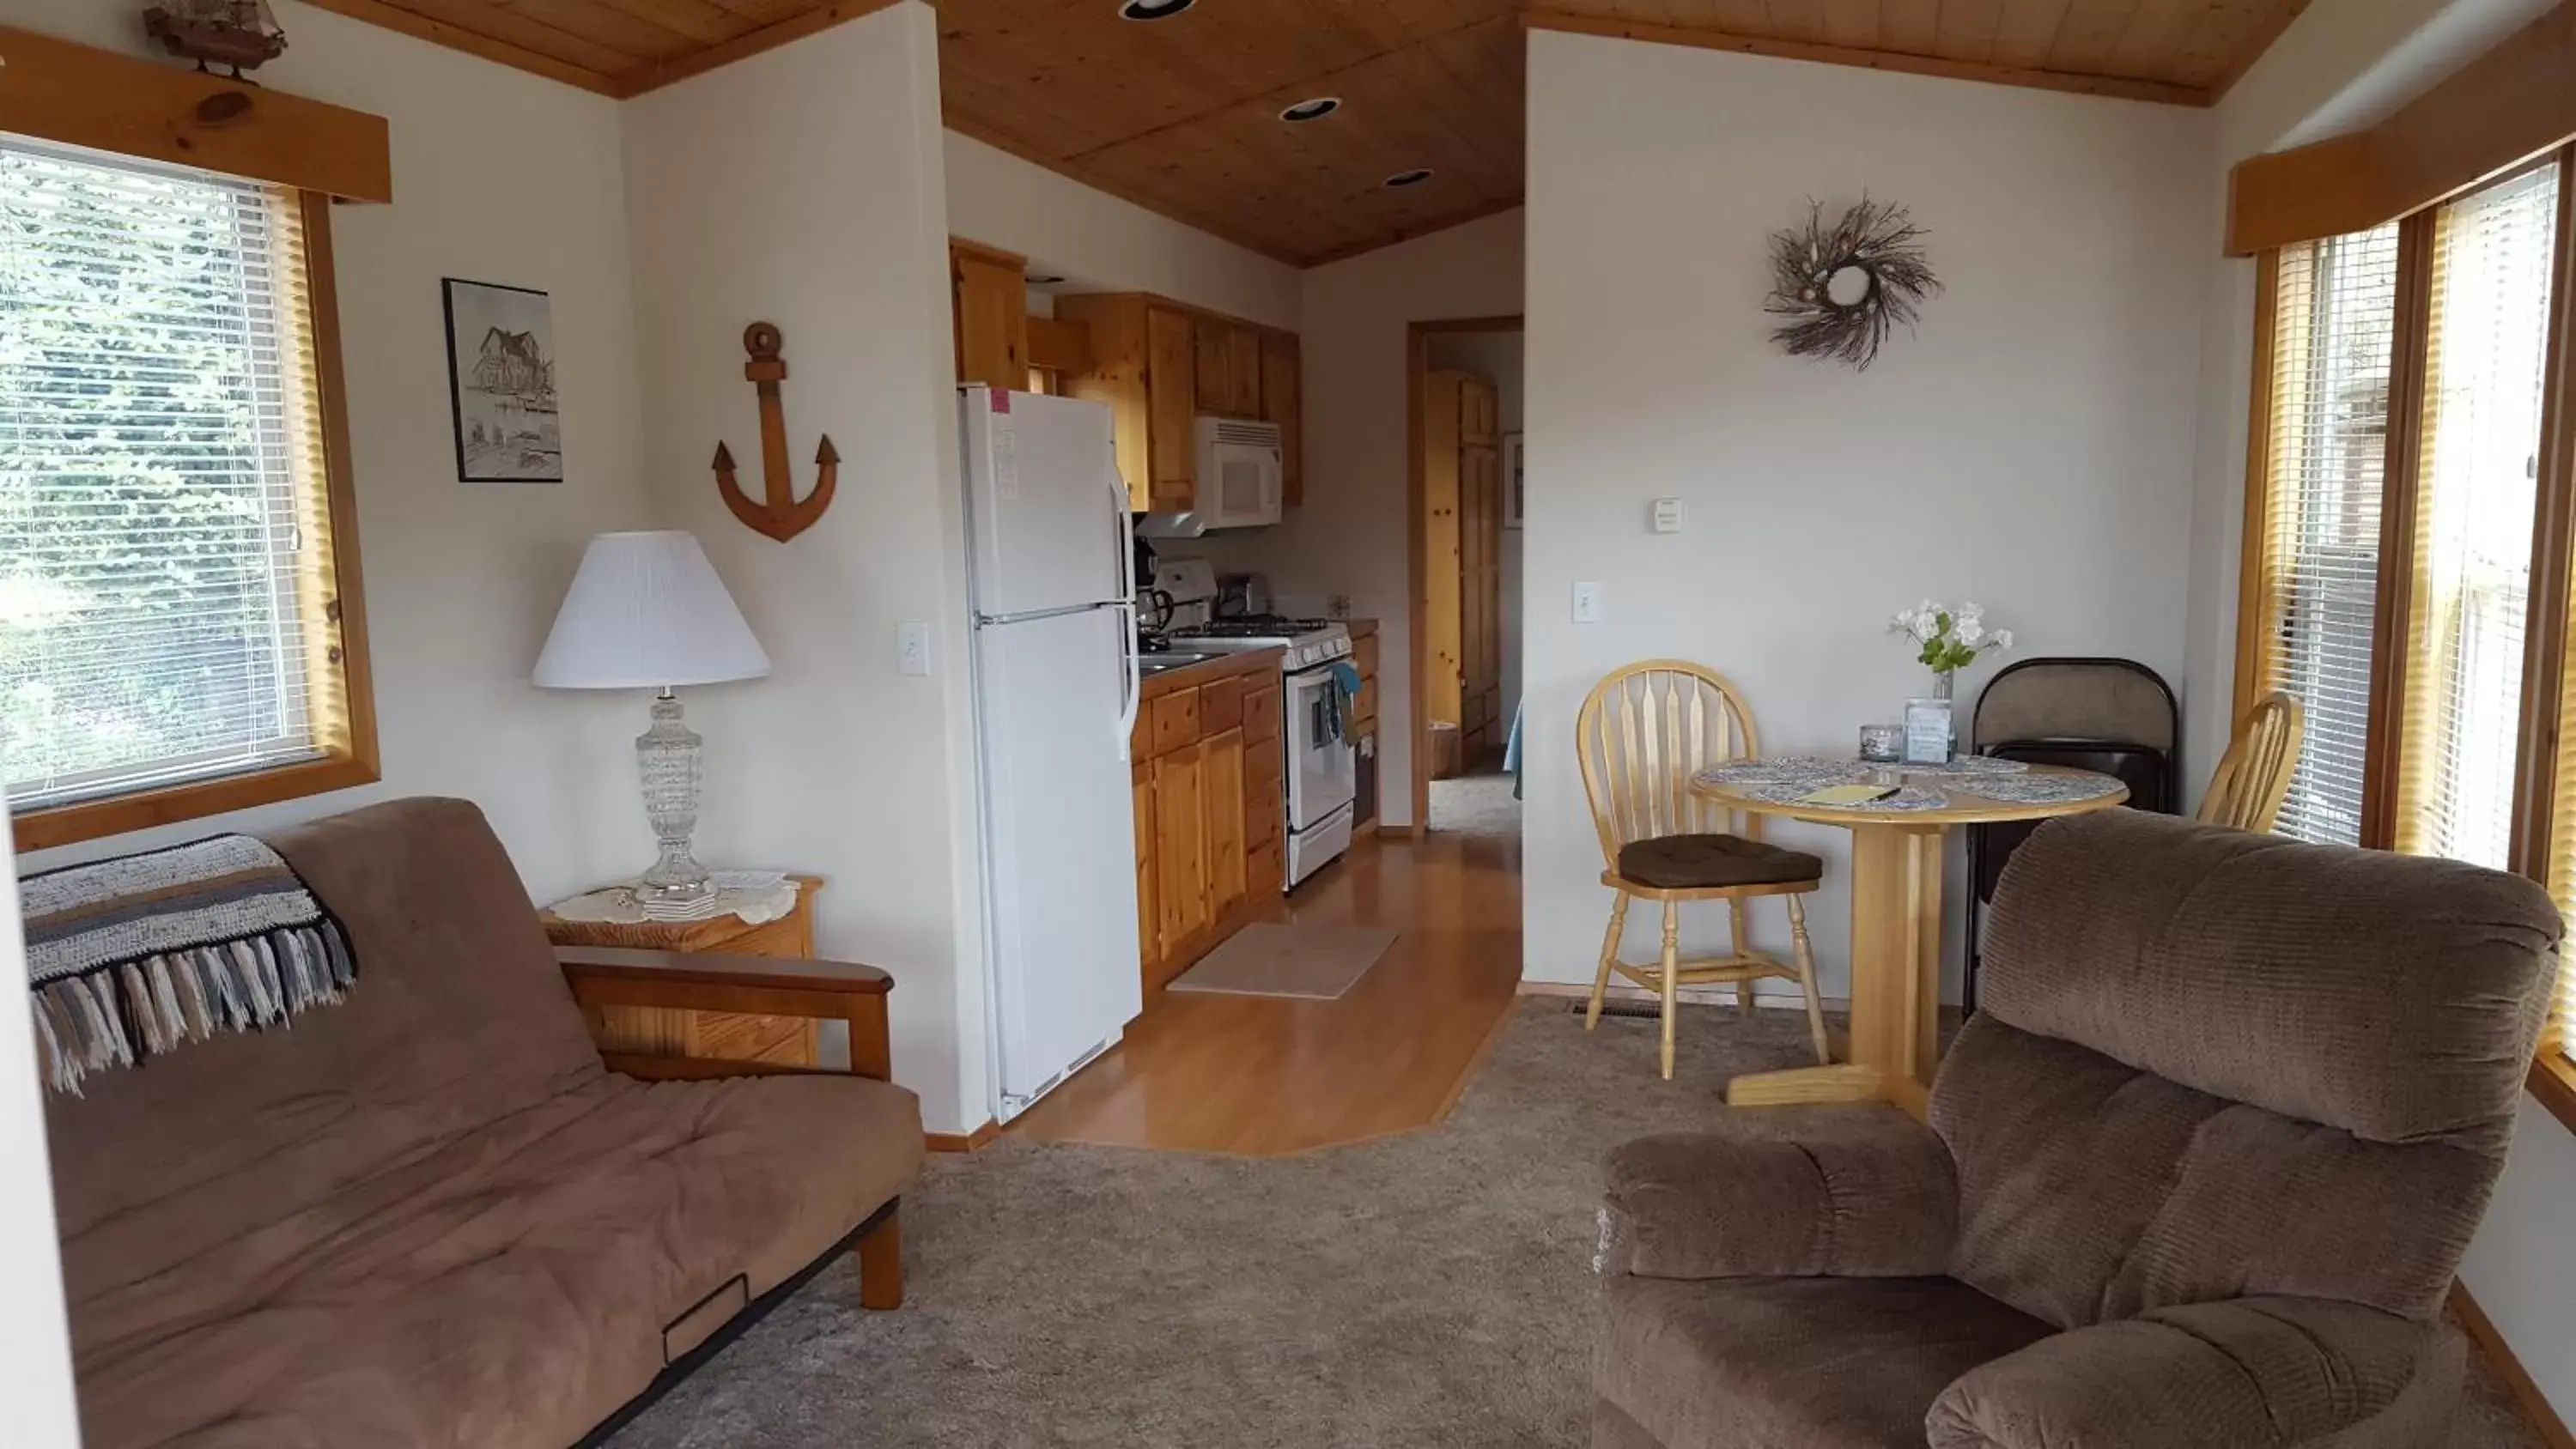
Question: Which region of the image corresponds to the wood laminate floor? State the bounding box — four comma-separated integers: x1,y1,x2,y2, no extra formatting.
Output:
1009,827,1523,1155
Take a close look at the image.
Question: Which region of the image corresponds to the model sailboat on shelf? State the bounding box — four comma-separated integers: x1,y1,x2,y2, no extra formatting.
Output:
143,0,289,78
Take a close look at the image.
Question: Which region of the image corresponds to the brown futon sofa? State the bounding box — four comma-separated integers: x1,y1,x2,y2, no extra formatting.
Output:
1594,808,2560,1449
44,797,924,1448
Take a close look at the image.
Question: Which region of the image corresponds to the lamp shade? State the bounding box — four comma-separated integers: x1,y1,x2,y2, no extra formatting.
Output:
534,531,771,690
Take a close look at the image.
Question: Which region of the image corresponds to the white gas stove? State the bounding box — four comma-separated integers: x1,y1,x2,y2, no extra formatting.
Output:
1167,615,1353,671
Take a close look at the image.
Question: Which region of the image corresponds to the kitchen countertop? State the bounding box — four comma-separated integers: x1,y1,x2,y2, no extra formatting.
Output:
1138,645,1283,700
1346,618,1376,640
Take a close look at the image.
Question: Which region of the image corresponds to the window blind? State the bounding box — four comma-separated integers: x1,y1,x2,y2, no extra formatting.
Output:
2393,161,2561,870
0,136,348,813
2255,223,2402,846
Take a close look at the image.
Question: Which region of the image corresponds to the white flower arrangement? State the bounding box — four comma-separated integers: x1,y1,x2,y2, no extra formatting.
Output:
1891,600,2014,677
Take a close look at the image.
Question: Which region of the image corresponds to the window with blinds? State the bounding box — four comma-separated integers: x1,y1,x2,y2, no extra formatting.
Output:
2251,223,2402,846
0,136,358,820
2392,162,2561,870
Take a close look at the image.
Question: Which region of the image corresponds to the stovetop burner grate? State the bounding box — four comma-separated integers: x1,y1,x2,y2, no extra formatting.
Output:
1174,616,1336,639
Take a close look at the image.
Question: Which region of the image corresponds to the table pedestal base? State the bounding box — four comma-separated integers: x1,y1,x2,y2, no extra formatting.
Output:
1723,824,1944,1119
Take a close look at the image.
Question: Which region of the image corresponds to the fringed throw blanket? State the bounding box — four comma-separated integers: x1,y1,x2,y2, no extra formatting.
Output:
21,835,355,1093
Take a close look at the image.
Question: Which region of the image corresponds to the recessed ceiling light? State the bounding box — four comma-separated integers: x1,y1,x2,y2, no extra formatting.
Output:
1025,273,1066,286
1279,97,1341,123
1117,0,1194,19
1383,167,1435,188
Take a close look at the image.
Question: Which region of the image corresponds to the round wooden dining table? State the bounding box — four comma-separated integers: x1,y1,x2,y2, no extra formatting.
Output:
1687,761,2127,1119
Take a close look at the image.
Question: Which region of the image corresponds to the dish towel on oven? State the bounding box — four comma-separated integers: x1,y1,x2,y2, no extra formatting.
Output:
21,834,355,1094
1322,661,1364,743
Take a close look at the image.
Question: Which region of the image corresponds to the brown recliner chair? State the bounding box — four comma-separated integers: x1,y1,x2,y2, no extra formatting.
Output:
1592,809,2560,1448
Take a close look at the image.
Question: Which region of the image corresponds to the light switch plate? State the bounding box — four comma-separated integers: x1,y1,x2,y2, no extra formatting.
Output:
898,621,932,676
1651,498,1685,533
1572,581,1604,624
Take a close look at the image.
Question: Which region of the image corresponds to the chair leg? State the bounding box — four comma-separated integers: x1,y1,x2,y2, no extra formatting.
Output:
1727,897,1755,1016
1588,892,1630,1033
1787,894,1829,1066
857,1205,903,1310
1659,898,1680,1081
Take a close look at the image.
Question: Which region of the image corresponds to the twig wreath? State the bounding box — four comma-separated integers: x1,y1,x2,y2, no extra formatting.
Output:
1764,197,1940,371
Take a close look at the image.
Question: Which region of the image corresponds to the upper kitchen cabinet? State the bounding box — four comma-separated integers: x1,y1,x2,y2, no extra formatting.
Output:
1194,318,1262,419
950,238,1028,391
1053,292,1302,516
1260,333,1302,508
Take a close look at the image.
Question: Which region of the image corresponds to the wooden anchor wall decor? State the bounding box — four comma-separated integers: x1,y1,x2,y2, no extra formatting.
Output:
713,321,837,543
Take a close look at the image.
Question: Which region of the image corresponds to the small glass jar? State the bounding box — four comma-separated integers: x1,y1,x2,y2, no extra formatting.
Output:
1858,723,1904,764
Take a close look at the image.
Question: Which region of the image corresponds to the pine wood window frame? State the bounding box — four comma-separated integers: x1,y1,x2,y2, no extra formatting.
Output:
3,187,378,854
2235,142,2576,1131
0,32,387,853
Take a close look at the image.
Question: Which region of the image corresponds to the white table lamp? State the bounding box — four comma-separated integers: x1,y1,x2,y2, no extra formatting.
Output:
536,530,770,905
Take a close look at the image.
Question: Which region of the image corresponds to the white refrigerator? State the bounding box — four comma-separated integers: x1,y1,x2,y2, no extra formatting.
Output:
958,385,1144,1124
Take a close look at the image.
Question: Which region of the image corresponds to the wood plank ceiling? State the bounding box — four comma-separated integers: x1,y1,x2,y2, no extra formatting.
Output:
300,0,2307,266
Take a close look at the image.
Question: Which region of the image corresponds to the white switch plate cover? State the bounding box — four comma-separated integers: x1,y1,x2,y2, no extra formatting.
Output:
1650,498,1685,533
898,621,932,676
1572,581,1604,624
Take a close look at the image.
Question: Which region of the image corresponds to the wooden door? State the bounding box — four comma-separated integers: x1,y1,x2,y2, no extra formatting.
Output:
1146,306,1198,508
1460,376,1498,445
1421,372,1465,731
951,241,1028,389
1203,728,1246,919
1152,746,1207,959
1461,444,1502,758
1261,333,1303,507
1133,761,1158,987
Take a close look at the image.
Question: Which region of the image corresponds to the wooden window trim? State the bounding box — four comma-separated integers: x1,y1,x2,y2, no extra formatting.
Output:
2226,3,2576,257
9,192,378,854
2359,212,2437,852
2534,1052,2576,1134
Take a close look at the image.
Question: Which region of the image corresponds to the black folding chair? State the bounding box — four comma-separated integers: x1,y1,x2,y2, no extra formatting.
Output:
1964,658,2179,1011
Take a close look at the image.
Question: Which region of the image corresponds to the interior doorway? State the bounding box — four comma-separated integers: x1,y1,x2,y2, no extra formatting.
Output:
1407,318,1524,839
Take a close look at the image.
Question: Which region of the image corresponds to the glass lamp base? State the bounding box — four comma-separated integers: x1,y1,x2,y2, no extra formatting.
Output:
635,690,714,904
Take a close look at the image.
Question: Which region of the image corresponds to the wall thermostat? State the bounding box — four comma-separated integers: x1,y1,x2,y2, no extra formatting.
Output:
1650,498,1686,533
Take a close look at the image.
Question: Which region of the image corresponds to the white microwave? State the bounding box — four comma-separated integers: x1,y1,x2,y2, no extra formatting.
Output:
1136,417,1283,536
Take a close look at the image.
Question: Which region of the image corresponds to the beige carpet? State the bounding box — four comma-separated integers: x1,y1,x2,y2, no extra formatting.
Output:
1165,923,1398,999
604,999,2548,1448
1429,770,1521,837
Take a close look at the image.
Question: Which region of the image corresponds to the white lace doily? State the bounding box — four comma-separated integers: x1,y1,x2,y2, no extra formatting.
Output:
549,870,796,926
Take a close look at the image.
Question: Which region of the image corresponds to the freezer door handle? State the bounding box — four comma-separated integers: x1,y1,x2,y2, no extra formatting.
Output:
1113,478,1142,756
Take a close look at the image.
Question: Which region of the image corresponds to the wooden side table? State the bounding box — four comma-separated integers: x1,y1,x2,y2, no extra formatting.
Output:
539,875,825,1067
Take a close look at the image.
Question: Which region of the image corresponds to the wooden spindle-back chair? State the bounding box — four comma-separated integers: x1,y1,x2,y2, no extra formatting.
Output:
2196,691,2305,834
1575,661,1830,1079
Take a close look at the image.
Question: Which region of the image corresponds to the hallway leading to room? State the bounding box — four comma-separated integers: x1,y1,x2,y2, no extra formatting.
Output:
1009,828,1523,1156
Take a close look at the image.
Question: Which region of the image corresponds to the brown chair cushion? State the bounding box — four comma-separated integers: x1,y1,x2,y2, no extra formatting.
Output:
1617,833,1822,890
1599,1275,2050,1449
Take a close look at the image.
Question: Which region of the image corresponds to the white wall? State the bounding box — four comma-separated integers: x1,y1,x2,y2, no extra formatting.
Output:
1190,209,1526,827
10,0,653,905
1428,331,1528,737
623,2,990,1137
0,815,76,1448
943,130,1299,330
1522,31,2211,998
2173,0,2575,1425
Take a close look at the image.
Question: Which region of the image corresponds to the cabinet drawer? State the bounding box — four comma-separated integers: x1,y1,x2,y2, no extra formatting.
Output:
1242,681,1280,743
720,911,814,960
1149,688,1201,756
1200,676,1245,735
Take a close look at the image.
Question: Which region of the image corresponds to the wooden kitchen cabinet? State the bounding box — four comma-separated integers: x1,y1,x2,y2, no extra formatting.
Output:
1131,652,1286,993
951,238,1029,390
1053,291,1302,515
1194,318,1262,419
1152,746,1208,950
1261,333,1302,507
1422,372,1504,771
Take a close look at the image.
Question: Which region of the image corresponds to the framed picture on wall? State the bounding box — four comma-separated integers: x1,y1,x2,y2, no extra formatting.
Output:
1503,432,1525,529
441,278,562,482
